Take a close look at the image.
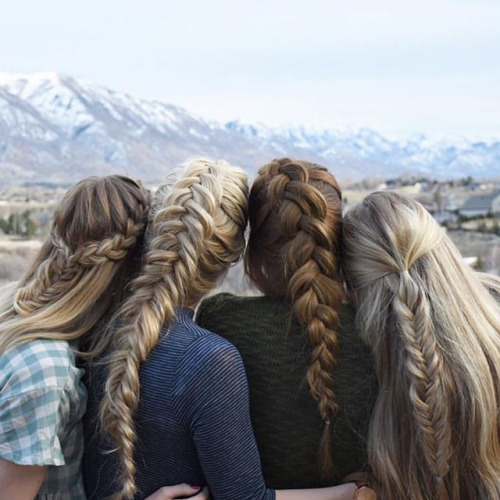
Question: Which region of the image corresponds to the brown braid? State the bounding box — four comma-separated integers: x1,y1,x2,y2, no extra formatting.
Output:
246,158,344,476
12,219,144,318
0,175,150,354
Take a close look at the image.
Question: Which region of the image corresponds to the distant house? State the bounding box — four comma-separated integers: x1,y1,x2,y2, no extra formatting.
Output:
433,212,457,225
459,190,500,218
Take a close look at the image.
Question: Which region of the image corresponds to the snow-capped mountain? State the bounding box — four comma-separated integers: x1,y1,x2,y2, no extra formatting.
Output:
0,72,498,185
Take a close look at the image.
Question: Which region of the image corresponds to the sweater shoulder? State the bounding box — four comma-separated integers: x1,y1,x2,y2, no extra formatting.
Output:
197,293,292,327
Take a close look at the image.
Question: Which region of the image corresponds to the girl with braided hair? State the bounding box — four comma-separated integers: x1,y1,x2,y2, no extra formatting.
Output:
342,191,500,499
0,175,203,500
0,175,150,499
197,158,377,495
83,157,358,500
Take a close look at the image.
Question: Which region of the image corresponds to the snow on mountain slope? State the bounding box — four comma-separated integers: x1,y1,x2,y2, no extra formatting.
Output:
0,73,498,185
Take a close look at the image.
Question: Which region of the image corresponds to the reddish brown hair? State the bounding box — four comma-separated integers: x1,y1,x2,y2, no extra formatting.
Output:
245,157,344,475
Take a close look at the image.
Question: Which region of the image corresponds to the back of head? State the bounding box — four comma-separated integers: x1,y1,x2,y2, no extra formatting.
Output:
0,175,149,354
100,157,248,499
342,191,500,499
246,157,344,476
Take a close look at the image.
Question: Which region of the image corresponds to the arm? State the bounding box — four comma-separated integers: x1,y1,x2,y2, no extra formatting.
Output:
0,342,75,497
145,485,210,500
175,338,361,500
276,483,357,500
0,459,47,500
174,337,274,500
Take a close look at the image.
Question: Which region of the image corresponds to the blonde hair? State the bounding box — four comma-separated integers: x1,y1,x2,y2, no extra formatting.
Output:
0,282,17,315
342,191,500,499
245,158,344,475
99,157,248,499
0,176,149,355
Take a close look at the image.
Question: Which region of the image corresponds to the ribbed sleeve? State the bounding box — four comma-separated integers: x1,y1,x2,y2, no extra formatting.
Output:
174,336,274,500
83,308,275,500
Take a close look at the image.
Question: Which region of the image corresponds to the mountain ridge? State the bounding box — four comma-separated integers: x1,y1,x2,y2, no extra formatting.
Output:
0,72,498,185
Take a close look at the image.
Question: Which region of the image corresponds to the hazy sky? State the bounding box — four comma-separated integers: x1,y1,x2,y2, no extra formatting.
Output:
1,0,499,138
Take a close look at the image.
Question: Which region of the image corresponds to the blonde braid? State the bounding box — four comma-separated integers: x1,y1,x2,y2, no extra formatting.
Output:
100,158,248,499
393,271,451,499
343,191,500,499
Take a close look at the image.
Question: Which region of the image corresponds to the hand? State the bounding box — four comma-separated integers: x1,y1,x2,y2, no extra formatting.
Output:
145,484,210,500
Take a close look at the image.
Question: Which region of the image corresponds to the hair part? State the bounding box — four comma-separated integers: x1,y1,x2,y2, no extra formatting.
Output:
246,157,344,476
99,157,249,499
342,191,500,499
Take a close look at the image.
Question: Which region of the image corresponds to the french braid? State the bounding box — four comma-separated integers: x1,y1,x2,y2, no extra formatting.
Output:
100,158,248,499
0,175,149,354
246,158,344,476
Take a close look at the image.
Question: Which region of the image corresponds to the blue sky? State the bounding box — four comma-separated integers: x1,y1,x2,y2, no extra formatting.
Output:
1,0,498,138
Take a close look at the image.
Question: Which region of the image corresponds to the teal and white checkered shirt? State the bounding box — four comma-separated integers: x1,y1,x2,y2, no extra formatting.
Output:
0,339,87,499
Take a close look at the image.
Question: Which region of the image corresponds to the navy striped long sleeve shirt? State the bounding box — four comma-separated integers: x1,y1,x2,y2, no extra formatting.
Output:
82,308,275,500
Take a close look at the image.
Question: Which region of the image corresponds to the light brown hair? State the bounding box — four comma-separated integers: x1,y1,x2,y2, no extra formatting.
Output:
342,191,500,499
245,157,344,476
0,175,149,354
99,157,249,499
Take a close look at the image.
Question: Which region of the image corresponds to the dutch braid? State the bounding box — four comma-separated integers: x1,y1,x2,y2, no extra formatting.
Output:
100,158,248,499
72,218,144,267
247,158,344,476
12,219,144,318
0,175,150,355
13,238,76,316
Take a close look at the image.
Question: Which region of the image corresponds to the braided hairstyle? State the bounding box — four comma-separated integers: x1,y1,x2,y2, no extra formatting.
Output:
0,175,149,354
99,157,248,499
342,191,500,499
245,158,343,476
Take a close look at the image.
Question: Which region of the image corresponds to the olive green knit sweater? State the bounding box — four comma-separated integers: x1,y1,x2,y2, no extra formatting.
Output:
196,293,378,489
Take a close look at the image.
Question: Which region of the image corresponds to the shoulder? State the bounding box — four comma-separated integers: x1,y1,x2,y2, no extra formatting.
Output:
173,312,246,383
197,293,291,325
197,292,243,315
0,340,85,466
172,327,248,418
337,303,372,354
153,309,244,380
339,303,357,332
0,339,79,395
181,325,243,371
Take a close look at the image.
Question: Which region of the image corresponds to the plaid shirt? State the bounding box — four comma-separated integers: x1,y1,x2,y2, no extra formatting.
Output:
0,339,87,499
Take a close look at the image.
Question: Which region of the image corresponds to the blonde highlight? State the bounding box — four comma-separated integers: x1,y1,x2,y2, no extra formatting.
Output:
0,175,150,356
99,157,248,499
343,191,500,499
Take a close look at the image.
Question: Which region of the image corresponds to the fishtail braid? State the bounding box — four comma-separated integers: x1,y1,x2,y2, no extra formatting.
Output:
247,158,344,476
340,191,500,499
100,158,248,499
392,270,452,500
